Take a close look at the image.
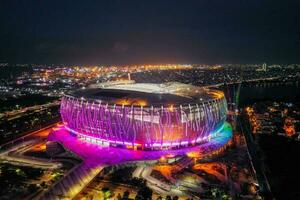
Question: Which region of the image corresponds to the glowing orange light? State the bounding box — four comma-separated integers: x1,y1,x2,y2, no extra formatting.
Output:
159,156,167,163
208,91,224,99
52,127,61,131
32,143,46,152
165,153,175,158
168,104,174,112
284,117,295,137
114,98,148,106
187,151,201,158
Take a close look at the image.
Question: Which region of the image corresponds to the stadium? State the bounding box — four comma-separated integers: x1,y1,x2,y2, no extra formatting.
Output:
60,81,228,150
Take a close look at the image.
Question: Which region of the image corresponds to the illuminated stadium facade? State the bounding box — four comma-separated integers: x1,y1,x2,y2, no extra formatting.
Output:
60,81,228,150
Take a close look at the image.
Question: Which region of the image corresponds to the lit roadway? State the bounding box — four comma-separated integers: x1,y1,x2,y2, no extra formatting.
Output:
0,123,59,151
204,76,282,88
0,100,60,120
40,161,104,200
0,123,64,169
0,139,61,169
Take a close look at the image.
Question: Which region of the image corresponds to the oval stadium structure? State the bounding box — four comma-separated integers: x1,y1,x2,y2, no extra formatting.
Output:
60,81,228,150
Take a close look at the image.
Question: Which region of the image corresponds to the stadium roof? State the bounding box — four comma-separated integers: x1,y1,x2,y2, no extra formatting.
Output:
68,82,223,106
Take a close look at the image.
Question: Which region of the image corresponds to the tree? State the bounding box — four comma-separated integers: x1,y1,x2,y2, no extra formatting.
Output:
117,193,122,200
135,185,152,200
101,187,111,200
122,190,130,200
28,184,39,193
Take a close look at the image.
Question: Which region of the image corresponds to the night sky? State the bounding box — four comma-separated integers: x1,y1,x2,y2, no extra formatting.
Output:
0,0,299,65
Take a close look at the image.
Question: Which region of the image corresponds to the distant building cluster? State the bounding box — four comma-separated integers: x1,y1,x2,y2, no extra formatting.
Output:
246,102,300,140
0,63,299,101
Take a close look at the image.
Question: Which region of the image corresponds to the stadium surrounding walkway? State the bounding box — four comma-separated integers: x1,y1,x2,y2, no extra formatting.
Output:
39,161,104,200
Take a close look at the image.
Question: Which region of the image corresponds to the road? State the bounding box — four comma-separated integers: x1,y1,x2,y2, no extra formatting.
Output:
0,123,62,168
0,101,60,120
0,139,61,169
0,122,59,151
39,161,104,200
238,113,273,199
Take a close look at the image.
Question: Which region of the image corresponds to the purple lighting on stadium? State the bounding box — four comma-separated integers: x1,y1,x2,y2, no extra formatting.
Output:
61,83,227,149
48,122,233,164
59,82,228,150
